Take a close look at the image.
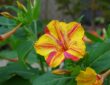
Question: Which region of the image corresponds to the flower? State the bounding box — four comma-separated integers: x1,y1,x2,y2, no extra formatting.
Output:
34,20,86,67
76,67,102,85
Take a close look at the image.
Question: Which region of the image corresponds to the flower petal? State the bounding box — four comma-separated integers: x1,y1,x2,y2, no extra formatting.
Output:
67,22,85,56
46,51,65,67
46,20,68,49
64,48,83,62
34,34,60,57
67,22,83,38
46,20,66,38
64,51,79,61
76,67,97,85
86,67,97,75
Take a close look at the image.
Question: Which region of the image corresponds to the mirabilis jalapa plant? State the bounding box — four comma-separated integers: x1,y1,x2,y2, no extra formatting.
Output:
34,20,110,85
0,0,110,85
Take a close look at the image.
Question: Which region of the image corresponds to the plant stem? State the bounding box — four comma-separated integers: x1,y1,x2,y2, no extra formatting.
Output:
101,70,110,83
34,20,37,38
39,57,45,73
33,20,45,73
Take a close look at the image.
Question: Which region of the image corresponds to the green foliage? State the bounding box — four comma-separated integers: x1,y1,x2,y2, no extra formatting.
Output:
0,62,38,83
32,0,41,20
16,40,33,61
75,15,84,22
32,73,74,85
0,50,17,59
86,41,110,73
104,76,110,85
2,75,32,85
85,32,103,42
106,24,110,38
0,0,41,84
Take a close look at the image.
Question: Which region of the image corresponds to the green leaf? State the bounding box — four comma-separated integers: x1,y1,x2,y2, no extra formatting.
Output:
32,73,72,85
2,75,32,85
85,32,103,42
32,0,41,20
104,76,110,85
86,42,110,73
75,15,84,22
3,5,18,13
0,50,17,59
37,20,44,33
106,24,110,38
16,40,33,61
71,66,81,76
0,62,37,83
27,50,38,64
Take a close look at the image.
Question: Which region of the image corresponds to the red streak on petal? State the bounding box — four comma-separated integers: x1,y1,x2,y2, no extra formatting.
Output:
36,43,56,49
96,75,102,80
44,26,50,34
44,25,66,51
46,51,56,65
70,48,84,56
52,52,64,64
47,34,65,50
64,52,79,61
53,22,67,50
59,30,68,50
68,24,79,37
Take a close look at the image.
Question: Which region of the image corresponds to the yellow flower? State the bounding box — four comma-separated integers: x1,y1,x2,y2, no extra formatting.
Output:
76,67,102,85
34,20,86,67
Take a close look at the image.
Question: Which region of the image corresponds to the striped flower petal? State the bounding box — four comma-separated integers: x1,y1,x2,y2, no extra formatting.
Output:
46,20,66,38
34,34,60,57
67,22,86,57
64,48,84,61
46,51,65,67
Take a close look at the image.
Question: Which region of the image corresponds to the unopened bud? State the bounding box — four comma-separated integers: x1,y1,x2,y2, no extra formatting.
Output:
0,23,22,41
0,12,15,19
17,1,27,12
52,69,70,75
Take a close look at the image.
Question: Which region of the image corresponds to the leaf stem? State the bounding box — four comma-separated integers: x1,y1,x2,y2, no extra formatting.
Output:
34,20,37,38
101,70,110,83
38,57,45,73
33,20,45,73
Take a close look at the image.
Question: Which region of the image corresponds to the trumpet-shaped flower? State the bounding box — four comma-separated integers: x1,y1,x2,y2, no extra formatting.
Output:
34,20,86,67
76,67,102,85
